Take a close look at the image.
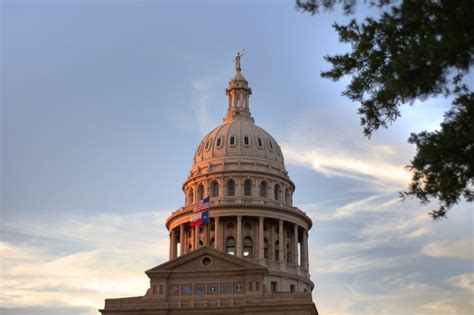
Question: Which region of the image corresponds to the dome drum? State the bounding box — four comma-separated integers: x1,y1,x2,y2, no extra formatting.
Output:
182,172,295,208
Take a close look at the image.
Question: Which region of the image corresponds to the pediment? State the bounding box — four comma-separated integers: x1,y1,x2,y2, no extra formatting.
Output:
146,246,266,277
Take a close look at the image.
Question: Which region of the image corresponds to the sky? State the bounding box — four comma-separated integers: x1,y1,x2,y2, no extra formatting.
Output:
1,0,473,314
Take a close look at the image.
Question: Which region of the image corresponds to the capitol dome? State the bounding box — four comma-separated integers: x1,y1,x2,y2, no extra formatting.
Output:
191,118,287,178
165,55,313,296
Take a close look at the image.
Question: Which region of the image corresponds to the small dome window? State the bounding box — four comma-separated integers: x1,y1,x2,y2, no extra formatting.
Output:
205,139,211,151
196,144,202,154
216,137,223,148
257,137,263,148
243,136,250,146
230,136,236,146
268,140,274,151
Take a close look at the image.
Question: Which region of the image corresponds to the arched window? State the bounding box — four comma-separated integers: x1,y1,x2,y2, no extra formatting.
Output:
188,188,194,205
244,179,252,196
226,237,236,255
210,180,219,197
197,184,205,201
275,240,279,261
243,237,253,258
227,179,235,196
285,188,290,204
274,184,281,201
260,181,267,198
264,238,269,259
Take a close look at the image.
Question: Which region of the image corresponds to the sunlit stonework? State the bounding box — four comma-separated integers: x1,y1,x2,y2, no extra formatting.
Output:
100,55,318,314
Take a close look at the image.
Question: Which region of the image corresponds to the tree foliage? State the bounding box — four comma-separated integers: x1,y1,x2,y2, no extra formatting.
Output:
297,0,474,218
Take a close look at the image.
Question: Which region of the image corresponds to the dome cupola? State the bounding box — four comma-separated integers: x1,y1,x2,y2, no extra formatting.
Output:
224,51,253,123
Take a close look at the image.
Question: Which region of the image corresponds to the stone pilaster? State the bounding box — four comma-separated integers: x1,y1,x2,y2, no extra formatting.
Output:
259,216,265,264
237,216,242,257
279,219,284,270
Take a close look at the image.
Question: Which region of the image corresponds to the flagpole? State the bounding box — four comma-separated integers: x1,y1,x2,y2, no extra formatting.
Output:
207,201,210,247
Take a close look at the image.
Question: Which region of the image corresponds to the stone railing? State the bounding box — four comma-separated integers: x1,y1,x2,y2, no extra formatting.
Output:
103,292,313,311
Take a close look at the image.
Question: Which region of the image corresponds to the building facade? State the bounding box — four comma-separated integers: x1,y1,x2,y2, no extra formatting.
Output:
100,57,318,314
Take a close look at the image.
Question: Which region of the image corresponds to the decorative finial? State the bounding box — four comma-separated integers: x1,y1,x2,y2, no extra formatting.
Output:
234,49,245,72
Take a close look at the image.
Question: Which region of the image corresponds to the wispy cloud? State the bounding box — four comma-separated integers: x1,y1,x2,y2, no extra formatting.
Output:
283,146,411,189
191,76,220,135
422,239,474,260
447,273,474,293
1,211,170,312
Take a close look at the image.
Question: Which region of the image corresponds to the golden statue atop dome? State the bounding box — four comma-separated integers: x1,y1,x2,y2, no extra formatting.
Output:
234,49,245,71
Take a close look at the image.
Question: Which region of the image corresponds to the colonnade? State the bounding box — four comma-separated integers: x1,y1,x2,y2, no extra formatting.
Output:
169,215,309,273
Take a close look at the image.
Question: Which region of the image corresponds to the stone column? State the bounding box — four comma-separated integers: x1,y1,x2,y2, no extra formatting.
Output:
278,220,284,268
302,229,309,271
214,216,220,250
293,224,299,266
179,224,185,256
259,216,265,264
170,228,177,259
237,216,242,257
195,225,200,250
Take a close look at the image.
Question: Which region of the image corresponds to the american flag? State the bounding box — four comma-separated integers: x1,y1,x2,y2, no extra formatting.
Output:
193,196,210,212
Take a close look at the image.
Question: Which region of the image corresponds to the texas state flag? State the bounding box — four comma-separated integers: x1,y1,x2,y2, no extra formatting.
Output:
190,211,209,227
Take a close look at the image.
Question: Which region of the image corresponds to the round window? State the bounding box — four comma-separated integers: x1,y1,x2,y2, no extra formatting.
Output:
201,256,212,267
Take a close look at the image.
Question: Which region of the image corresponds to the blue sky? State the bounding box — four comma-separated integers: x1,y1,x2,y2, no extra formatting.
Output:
1,1,473,314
